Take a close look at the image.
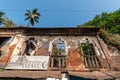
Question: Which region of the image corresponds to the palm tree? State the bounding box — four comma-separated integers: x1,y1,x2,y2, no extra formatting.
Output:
24,8,41,27
0,11,5,26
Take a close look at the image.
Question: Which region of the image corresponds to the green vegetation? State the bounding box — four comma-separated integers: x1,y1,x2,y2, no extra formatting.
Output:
100,29,120,50
0,11,16,28
0,8,41,28
77,9,120,50
2,17,16,28
24,8,41,27
0,11,5,26
0,67,4,72
53,49,64,55
81,43,95,57
78,9,120,34
81,43,90,57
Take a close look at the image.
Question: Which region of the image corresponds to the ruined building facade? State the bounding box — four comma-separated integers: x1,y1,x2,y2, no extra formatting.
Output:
0,27,120,79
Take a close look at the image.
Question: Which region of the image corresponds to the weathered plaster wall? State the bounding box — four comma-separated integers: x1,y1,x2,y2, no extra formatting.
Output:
21,35,110,70
10,35,25,58
97,36,120,70
0,34,119,71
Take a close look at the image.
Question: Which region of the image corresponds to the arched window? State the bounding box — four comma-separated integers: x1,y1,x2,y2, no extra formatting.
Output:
52,38,65,56
49,38,66,69
80,38,101,68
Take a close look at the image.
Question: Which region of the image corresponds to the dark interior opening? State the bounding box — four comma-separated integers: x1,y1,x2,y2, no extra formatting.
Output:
0,37,11,46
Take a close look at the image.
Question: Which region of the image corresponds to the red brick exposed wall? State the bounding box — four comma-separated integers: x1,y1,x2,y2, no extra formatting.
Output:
0,44,16,65
67,48,84,70
36,47,49,56
111,56,120,70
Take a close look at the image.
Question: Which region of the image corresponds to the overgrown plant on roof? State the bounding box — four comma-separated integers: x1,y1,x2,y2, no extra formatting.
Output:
77,9,120,50
100,29,120,50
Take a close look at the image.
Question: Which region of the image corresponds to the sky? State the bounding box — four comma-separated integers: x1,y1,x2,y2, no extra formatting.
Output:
0,0,120,28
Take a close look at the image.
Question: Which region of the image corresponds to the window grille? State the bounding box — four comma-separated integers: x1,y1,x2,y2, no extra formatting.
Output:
81,43,101,68
50,38,66,69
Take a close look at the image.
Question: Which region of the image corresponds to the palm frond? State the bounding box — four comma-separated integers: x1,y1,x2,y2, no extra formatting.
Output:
24,13,30,16
24,16,30,21
33,8,38,13
36,13,41,16
30,18,34,26
26,9,31,14
34,18,39,23
34,16,39,19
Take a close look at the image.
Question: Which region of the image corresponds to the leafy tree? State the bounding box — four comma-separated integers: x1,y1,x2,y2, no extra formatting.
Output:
77,9,120,50
83,15,100,27
109,25,120,34
24,8,41,27
2,17,16,28
78,9,120,34
0,11,5,26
